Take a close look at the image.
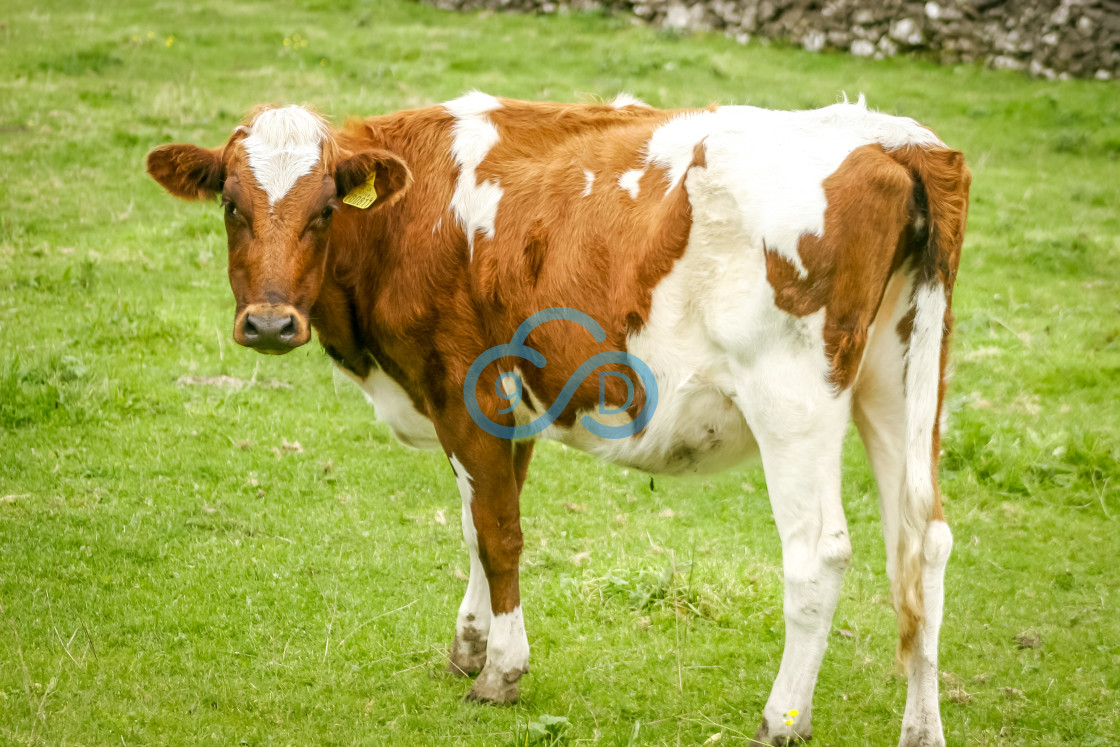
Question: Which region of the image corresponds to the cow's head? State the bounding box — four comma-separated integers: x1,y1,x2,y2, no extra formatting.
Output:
146,105,411,353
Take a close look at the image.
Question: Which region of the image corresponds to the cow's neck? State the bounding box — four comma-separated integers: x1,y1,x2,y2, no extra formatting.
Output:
309,260,374,378
311,194,451,408
311,108,477,404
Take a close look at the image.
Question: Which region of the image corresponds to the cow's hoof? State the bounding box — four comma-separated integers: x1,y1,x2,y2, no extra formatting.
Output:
464,665,523,704
898,725,945,747
754,717,812,745
447,628,487,676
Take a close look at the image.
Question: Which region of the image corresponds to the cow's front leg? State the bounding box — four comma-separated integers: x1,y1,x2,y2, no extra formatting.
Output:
448,453,491,675
448,441,534,677
461,449,527,704
443,433,530,703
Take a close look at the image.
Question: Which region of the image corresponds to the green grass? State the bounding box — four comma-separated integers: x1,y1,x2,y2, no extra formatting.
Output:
1,0,1118,744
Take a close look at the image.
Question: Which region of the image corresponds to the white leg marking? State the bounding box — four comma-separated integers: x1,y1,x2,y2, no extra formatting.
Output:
445,91,504,257
900,521,952,747
483,606,529,676
618,168,644,199
733,346,851,742
449,454,491,672
582,169,595,197
241,106,327,205
469,605,530,702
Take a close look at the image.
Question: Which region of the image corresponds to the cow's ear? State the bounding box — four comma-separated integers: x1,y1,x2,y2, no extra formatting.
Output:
335,149,413,210
146,144,224,201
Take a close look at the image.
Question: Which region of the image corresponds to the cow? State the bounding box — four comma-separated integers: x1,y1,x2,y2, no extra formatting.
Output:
146,92,969,746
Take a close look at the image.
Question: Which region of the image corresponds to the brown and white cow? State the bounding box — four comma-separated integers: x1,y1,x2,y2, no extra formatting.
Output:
147,93,969,746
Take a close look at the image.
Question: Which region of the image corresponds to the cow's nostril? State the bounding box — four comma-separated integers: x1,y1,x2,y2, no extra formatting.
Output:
243,315,263,341
279,316,297,341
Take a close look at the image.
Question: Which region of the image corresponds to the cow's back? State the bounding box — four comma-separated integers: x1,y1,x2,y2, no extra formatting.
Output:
435,97,938,474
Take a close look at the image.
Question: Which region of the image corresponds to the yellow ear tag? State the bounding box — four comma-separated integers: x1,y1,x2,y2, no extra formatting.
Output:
342,170,378,209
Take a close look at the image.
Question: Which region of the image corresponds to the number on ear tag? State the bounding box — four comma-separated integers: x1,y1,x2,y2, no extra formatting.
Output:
343,170,378,209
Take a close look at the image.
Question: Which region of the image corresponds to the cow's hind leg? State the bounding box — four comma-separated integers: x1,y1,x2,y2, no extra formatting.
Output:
854,273,951,747
856,388,951,747
735,361,852,744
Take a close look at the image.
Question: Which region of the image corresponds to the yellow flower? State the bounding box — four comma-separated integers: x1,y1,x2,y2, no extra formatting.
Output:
147,31,154,38
283,37,291,46
131,34,139,42
788,709,799,717
784,719,793,726
165,35,174,47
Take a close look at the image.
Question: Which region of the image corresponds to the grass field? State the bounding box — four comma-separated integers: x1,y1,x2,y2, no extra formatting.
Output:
2,0,1119,744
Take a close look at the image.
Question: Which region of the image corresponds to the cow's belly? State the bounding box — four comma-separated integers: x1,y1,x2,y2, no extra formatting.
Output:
542,358,759,475
342,355,756,472
529,276,763,475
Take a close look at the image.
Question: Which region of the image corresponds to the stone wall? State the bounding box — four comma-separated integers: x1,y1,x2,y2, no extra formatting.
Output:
422,0,1120,80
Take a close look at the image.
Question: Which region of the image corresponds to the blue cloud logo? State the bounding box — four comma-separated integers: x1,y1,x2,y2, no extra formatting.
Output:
464,307,659,440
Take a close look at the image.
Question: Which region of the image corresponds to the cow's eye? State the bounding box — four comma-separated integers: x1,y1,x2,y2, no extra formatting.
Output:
223,200,239,219
319,205,334,223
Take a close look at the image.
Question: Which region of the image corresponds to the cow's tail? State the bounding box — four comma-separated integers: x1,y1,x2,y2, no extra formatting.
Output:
885,143,970,665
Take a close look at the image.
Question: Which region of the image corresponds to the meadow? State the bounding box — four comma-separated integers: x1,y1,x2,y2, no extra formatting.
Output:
1,0,1118,744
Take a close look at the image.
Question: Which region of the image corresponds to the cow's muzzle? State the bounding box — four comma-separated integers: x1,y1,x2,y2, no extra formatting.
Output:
234,303,310,353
